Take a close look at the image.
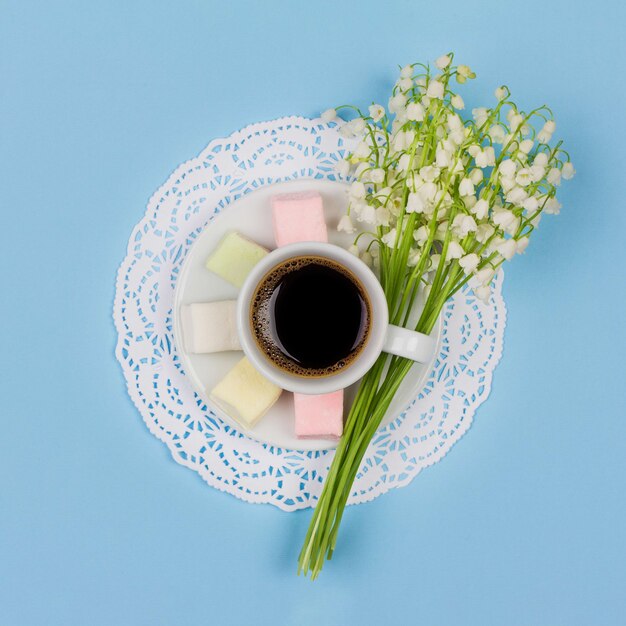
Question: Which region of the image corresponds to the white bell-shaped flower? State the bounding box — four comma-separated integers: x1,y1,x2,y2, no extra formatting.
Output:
361,250,373,267
435,54,451,69
505,186,528,204
337,159,351,177
489,125,506,144
436,147,452,168
459,177,475,196
376,207,391,227
413,225,429,244
493,209,517,230
381,228,398,247
529,164,545,182
516,238,530,254
350,118,366,135
368,168,385,184
419,182,438,204
398,77,413,92
447,240,464,260
519,139,534,154
429,253,442,270
406,192,426,214
474,284,491,303
475,266,495,285
459,253,480,273
452,214,478,237
369,104,385,122
435,220,449,240
522,196,539,213
515,168,532,186
544,198,561,215
349,181,366,200
472,107,489,126
356,204,377,224
470,168,484,185
499,176,516,193
406,102,425,121
475,147,496,167
427,79,444,99
420,165,440,182
547,168,562,186
388,93,407,114
496,238,517,260
499,159,517,178
354,141,370,159
463,194,478,210
472,198,489,219
475,223,495,243
562,162,576,180
451,94,465,110
337,215,356,234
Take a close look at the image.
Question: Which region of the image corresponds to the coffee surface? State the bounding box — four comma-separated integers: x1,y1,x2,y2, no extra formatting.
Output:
250,256,370,377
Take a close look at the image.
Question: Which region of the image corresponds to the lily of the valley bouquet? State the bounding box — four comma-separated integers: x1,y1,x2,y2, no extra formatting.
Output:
299,53,574,578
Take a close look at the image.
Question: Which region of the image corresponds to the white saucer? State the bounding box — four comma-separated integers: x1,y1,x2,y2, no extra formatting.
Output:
172,179,439,451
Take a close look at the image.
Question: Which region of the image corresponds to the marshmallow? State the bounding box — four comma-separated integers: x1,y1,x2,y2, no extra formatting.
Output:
271,190,328,247
181,301,240,353
210,357,282,429
205,231,268,287
294,391,344,439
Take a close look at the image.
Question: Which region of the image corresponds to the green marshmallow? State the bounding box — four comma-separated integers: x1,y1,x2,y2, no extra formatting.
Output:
205,231,268,287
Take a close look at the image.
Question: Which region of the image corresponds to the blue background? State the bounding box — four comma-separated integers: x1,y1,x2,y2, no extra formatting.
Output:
1,1,625,624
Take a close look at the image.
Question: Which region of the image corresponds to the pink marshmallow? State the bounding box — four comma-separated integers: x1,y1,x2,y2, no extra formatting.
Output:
294,391,344,440
271,190,328,247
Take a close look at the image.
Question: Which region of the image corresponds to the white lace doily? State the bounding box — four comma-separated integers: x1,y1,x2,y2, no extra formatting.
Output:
113,116,506,512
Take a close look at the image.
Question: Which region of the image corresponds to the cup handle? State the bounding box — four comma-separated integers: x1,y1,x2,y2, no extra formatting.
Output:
383,324,436,363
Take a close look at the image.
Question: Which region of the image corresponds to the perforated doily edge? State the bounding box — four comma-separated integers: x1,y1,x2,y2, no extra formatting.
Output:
112,116,507,512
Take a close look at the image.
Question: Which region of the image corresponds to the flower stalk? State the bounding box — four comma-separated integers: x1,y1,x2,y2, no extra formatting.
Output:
302,54,574,578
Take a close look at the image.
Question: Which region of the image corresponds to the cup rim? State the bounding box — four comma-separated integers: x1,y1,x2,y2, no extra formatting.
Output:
237,242,388,394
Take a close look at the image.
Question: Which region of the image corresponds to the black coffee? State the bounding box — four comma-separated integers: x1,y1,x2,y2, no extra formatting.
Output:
250,256,371,377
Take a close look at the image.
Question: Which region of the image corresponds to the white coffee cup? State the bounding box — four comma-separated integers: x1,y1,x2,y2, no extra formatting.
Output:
237,242,436,394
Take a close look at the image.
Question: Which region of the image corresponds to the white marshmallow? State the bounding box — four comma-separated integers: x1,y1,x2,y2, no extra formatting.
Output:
181,301,241,353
